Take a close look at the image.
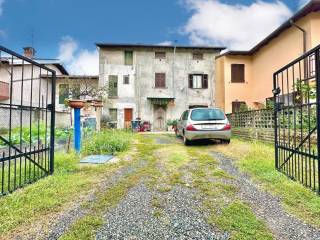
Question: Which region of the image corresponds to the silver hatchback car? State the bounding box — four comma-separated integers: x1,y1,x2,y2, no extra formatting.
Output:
177,108,231,145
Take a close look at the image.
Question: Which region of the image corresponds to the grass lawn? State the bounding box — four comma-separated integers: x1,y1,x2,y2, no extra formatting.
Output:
212,137,320,228
3,133,318,239
0,130,134,238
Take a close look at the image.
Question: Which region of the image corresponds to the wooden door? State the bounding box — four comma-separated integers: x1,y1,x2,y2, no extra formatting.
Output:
124,108,133,129
153,105,166,131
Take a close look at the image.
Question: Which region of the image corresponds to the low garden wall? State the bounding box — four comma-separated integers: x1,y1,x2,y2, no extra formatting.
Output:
227,109,275,143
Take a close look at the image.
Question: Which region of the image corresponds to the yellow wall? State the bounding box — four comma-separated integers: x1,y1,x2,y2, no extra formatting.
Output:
216,12,320,113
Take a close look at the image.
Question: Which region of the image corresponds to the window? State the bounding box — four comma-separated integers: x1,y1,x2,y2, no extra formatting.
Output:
108,75,118,98
188,74,208,89
193,52,203,60
109,108,118,122
155,51,166,59
155,73,166,88
231,64,245,83
58,84,80,104
124,51,133,65
181,110,189,120
232,101,247,113
123,75,130,84
191,108,225,121
59,84,69,104
189,105,208,109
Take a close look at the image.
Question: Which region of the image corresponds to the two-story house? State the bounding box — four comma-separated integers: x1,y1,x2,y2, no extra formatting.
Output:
0,47,69,129
215,0,320,113
97,43,224,130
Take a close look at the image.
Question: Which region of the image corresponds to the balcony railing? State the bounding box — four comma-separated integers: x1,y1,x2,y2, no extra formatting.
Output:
0,81,9,100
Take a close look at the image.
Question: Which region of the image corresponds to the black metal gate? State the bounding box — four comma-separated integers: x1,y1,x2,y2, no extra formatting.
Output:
0,46,56,196
273,44,320,193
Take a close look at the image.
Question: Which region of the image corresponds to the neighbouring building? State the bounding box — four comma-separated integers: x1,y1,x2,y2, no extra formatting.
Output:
54,75,99,128
97,43,224,130
215,0,320,113
0,47,69,129
0,47,100,129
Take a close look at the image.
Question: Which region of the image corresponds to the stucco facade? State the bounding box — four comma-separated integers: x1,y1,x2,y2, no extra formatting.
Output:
98,44,223,130
216,1,320,113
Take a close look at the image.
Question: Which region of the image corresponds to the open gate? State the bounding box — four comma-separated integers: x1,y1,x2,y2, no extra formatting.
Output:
0,46,56,196
273,44,320,193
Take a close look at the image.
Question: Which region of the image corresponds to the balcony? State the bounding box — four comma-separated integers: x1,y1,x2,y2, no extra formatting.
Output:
0,81,9,100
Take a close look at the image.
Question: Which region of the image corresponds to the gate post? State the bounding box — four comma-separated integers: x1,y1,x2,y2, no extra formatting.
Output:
315,49,320,194
273,74,279,169
50,71,56,174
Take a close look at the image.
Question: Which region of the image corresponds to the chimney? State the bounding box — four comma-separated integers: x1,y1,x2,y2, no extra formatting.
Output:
23,47,36,59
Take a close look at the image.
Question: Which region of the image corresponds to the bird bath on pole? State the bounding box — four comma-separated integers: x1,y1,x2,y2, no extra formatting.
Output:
68,100,85,153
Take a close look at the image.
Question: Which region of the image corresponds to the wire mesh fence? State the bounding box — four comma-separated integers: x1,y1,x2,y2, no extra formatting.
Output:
0,46,56,196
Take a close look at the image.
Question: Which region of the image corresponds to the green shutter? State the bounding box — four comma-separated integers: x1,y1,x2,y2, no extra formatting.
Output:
108,75,118,98
124,51,133,65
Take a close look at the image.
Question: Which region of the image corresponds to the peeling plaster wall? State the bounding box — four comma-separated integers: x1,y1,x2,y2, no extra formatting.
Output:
99,47,220,130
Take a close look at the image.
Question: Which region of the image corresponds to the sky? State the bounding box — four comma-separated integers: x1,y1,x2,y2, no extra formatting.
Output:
0,0,311,75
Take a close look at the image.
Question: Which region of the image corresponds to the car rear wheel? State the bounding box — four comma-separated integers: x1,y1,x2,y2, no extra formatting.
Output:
183,134,191,146
221,139,230,144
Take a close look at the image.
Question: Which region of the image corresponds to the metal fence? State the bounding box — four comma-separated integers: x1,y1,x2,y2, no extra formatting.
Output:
0,46,56,196
273,44,320,193
227,109,274,128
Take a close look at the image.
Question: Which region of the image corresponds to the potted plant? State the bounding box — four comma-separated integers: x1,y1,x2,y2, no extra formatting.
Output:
167,119,179,134
68,99,85,109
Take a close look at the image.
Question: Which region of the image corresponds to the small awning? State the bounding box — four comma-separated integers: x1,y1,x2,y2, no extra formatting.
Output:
147,97,175,106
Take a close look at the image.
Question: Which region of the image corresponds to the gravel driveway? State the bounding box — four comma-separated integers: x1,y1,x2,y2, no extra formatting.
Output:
96,183,228,240
212,152,320,240
8,134,320,240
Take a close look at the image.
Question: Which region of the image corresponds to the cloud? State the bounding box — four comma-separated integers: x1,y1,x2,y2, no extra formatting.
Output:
182,0,292,50
57,36,98,75
158,41,173,46
58,36,78,62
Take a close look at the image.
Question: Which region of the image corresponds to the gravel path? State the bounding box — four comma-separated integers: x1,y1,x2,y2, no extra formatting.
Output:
8,161,143,240
211,152,320,240
96,183,228,240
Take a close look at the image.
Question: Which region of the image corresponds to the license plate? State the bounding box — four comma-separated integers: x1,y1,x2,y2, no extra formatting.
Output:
202,125,218,130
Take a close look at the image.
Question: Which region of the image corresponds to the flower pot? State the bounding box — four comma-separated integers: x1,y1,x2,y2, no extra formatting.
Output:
92,100,103,108
68,100,85,109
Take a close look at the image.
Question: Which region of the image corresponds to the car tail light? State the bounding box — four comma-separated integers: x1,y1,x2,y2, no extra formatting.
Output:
186,124,197,131
222,123,231,131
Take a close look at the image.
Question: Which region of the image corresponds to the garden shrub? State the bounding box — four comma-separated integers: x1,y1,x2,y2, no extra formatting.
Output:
82,130,133,155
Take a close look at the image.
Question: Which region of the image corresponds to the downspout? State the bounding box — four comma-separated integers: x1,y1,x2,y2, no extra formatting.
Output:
290,20,307,54
290,20,308,102
172,41,177,99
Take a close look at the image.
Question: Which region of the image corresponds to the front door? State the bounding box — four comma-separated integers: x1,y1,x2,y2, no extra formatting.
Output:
153,105,166,131
124,108,133,129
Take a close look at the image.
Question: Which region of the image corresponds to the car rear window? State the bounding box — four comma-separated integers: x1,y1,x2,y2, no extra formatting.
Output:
190,109,225,121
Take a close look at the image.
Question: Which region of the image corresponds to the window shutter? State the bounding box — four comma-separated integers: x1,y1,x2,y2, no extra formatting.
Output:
155,73,166,88
203,74,208,89
108,75,118,97
231,64,245,83
189,74,193,88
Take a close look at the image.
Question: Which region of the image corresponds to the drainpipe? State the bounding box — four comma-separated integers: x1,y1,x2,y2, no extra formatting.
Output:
290,20,308,102
172,40,177,99
290,20,307,54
